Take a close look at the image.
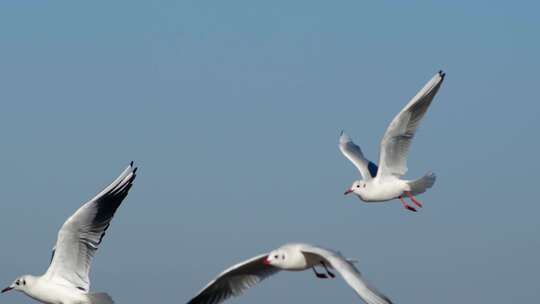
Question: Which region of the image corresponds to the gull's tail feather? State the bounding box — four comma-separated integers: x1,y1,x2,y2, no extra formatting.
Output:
407,171,436,195
87,293,114,304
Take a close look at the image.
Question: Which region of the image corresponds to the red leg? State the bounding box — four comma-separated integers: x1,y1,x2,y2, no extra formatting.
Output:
399,196,417,212
405,191,423,208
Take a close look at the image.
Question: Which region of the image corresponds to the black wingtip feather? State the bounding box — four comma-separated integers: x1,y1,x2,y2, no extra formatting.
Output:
438,70,445,79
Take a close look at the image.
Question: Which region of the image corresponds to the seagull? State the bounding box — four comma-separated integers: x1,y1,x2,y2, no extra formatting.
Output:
187,243,393,304
1,162,137,304
341,71,445,212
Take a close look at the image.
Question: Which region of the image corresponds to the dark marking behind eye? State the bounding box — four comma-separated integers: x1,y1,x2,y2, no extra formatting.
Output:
77,287,86,291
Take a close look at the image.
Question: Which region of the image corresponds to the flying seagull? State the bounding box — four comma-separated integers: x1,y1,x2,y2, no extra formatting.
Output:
2,162,137,304
187,243,392,304
341,71,445,212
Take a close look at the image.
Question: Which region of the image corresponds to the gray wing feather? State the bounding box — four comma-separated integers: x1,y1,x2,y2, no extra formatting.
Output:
187,254,280,304
377,71,445,177
44,162,137,291
301,245,393,304
339,132,374,180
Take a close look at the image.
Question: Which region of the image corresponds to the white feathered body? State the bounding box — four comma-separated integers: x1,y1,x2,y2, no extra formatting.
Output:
22,278,88,304
356,178,409,202
274,243,320,271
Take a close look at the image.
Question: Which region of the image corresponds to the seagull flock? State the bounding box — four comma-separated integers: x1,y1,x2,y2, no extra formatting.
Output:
2,71,445,304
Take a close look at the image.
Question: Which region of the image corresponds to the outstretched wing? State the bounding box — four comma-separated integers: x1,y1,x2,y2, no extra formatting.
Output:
187,254,280,304
300,244,393,304
44,162,137,292
377,71,445,177
339,132,378,179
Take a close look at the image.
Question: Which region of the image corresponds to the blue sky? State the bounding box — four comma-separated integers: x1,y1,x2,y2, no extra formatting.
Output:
0,1,539,303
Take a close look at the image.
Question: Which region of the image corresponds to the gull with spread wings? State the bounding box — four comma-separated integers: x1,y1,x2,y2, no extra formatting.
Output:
187,243,392,304
341,71,445,212
2,162,137,304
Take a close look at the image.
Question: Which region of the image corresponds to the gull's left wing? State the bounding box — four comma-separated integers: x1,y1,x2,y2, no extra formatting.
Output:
44,162,137,292
339,132,378,179
300,244,393,304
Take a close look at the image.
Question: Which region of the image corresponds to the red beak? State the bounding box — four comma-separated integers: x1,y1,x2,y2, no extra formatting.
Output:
344,189,353,195
1,287,13,293
262,258,271,266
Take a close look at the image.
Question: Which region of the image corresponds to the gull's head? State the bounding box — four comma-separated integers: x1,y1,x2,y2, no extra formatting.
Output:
344,180,366,197
2,275,32,294
263,249,288,268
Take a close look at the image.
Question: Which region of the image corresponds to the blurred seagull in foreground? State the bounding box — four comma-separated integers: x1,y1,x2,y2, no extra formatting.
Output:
341,71,445,212
2,162,137,304
187,243,392,304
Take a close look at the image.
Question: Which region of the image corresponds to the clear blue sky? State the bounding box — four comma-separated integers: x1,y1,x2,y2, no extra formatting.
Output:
1,1,538,303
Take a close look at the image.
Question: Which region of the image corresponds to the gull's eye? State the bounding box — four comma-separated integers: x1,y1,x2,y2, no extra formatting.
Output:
356,184,360,188
274,255,279,259
15,280,19,286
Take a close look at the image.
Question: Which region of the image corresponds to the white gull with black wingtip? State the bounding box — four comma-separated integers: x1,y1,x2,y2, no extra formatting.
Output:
341,71,445,212
1,162,137,304
187,243,392,304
